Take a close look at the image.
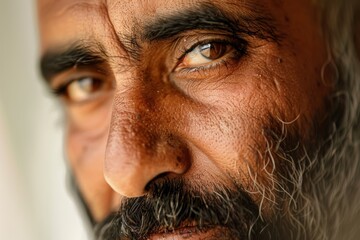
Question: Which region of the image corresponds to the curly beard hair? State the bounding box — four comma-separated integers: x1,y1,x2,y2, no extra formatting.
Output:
294,0,360,239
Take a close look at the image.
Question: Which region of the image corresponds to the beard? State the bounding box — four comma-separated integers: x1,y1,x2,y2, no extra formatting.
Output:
91,115,326,240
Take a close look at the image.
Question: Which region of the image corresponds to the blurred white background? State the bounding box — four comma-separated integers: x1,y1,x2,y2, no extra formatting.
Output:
0,1,88,239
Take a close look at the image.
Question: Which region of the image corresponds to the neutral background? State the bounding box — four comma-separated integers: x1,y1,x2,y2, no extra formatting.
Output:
0,1,88,239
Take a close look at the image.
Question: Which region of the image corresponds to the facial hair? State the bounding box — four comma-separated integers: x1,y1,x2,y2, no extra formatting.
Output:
70,83,355,240
93,178,292,240
92,118,315,240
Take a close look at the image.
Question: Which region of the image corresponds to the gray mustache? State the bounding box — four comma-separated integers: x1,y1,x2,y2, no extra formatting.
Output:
94,178,267,240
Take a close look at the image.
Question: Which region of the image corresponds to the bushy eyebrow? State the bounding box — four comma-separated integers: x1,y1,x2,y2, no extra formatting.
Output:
40,42,107,83
141,2,282,43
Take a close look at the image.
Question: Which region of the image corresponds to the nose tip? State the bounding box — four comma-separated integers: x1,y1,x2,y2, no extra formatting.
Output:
104,134,190,197
104,161,188,197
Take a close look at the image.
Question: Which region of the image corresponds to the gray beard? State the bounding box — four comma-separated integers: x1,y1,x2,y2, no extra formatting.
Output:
309,0,360,238
280,100,360,240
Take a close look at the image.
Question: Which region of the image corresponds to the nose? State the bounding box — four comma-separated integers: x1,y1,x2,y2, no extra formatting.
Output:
104,90,191,197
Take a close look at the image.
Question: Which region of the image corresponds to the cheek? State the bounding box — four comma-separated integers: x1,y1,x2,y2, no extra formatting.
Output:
182,49,330,185
246,47,330,135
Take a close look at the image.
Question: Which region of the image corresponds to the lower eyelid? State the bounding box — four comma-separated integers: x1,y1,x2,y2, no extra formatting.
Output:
53,77,112,104
174,50,242,75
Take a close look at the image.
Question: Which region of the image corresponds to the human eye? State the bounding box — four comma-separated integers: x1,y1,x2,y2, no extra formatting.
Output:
52,75,113,104
173,38,246,75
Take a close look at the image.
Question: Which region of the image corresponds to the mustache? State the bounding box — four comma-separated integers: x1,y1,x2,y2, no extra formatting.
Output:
94,178,269,240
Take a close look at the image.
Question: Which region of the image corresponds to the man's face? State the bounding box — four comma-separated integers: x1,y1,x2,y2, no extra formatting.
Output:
38,0,333,239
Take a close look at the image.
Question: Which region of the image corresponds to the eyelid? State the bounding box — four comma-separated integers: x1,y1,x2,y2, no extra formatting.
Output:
53,76,114,106
51,77,86,96
177,38,234,61
50,68,108,93
49,69,115,106
174,56,239,80
48,61,111,89
172,38,246,76
173,32,246,60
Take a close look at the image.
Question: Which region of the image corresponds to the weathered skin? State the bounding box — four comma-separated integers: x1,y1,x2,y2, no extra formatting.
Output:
38,0,333,239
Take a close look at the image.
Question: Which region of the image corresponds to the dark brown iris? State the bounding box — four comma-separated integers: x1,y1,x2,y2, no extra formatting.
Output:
77,77,103,93
199,43,227,60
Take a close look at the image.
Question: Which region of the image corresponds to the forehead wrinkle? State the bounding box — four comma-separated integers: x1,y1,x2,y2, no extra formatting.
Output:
104,0,206,46
102,1,145,62
40,0,106,19
108,0,273,39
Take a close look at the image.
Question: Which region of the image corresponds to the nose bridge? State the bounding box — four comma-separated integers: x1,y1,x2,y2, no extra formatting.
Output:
104,81,190,197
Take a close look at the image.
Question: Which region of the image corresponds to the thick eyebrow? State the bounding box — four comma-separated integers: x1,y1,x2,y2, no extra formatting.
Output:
40,42,107,83
142,2,282,43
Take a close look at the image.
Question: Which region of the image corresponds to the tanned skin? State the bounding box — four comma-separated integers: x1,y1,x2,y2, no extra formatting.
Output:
38,0,333,239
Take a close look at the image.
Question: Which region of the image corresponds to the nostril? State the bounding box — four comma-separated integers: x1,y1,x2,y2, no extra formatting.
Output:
144,172,173,192
176,155,182,164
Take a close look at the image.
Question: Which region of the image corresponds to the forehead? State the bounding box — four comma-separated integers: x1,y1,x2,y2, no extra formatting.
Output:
37,0,301,50
38,0,263,19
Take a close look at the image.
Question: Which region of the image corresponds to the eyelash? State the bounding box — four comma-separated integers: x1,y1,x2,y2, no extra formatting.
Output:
178,57,229,74
175,37,247,74
178,38,239,58
52,78,82,97
52,80,72,96
51,77,105,97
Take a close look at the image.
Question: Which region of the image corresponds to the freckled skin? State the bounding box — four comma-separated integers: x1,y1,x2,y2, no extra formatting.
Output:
38,0,332,234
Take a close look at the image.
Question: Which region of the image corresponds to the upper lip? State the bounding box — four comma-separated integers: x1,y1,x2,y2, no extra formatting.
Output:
148,225,226,240
150,224,214,236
